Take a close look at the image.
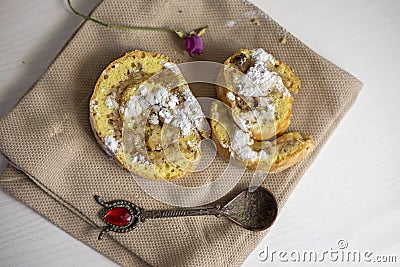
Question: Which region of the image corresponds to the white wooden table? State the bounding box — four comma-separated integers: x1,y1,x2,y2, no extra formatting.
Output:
1,1,399,266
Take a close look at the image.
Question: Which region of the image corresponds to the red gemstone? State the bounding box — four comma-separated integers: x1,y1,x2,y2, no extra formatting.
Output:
104,207,132,227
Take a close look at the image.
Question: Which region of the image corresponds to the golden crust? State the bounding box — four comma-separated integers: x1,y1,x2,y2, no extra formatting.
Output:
269,133,315,173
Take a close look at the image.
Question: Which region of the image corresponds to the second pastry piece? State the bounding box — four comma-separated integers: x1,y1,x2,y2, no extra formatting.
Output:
216,48,300,140
212,48,314,172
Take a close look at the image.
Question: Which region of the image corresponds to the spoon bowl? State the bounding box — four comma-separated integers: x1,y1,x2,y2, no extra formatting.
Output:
220,187,278,231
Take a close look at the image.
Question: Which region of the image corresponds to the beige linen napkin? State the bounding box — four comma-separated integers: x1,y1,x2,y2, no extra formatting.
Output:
0,0,362,266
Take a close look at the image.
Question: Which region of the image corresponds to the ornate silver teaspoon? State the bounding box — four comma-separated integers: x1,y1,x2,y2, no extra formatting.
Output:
94,187,278,240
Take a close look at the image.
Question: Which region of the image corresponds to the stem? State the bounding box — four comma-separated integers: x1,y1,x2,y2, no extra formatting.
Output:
143,207,221,219
67,0,176,33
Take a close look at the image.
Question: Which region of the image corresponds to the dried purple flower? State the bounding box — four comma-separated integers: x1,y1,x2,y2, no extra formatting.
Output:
67,0,208,57
184,34,204,57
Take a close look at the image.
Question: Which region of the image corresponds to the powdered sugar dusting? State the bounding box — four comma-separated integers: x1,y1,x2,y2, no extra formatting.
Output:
230,128,273,161
236,48,290,97
104,135,118,153
211,102,274,163
163,62,180,74
148,114,159,125
121,67,210,165
131,153,151,165
231,129,258,160
252,48,275,64
124,65,208,137
232,106,275,134
124,92,150,119
182,87,211,135
226,91,235,101
105,95,118,109
120,64,211,168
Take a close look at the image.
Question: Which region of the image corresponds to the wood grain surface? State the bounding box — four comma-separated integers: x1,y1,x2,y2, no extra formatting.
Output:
1,0,399,266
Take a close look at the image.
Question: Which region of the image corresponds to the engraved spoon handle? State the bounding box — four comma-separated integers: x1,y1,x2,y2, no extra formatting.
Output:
143,206,222,219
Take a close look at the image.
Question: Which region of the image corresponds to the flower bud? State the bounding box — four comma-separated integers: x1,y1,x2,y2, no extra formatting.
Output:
184,34,204,57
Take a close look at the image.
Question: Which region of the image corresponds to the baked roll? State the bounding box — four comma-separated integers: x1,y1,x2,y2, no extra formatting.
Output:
212,48,314,172
216,48,300,140
90,50,210,180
